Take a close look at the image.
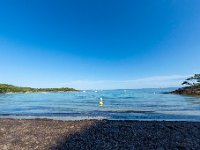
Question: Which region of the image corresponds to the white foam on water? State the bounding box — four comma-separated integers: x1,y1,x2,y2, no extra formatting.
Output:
0,115,108,121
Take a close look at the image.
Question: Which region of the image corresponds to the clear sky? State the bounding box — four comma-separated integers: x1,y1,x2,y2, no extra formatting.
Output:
0,0,200,89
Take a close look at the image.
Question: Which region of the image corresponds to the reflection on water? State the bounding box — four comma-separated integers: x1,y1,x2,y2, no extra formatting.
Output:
0,88,200,121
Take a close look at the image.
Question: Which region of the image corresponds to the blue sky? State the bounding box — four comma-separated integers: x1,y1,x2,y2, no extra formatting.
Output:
0,0,200,89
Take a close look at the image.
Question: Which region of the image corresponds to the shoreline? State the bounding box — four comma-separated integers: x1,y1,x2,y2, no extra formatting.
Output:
1,116,200,122
1,118,200,149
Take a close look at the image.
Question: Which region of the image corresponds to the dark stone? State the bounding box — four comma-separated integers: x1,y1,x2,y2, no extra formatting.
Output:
165,86,200,96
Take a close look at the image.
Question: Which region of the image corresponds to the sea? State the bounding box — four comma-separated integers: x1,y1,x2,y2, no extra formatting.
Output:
0,88,200,121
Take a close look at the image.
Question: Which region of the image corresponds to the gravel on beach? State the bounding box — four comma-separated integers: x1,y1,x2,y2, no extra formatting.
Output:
0,118,200,150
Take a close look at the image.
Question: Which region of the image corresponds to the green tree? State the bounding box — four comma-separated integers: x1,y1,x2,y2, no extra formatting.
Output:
182,74,200,86
0,84,78,93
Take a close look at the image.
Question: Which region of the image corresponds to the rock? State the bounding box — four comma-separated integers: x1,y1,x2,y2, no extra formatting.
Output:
166,85,200,96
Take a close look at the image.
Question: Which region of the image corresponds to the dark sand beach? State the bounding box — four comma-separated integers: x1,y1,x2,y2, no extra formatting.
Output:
0,119,200,150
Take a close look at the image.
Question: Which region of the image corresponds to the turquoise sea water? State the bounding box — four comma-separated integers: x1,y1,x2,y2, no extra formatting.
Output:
0,88,200,121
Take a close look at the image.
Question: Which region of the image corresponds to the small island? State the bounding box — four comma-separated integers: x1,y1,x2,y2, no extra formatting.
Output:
168,74,200,96
0,84,78,93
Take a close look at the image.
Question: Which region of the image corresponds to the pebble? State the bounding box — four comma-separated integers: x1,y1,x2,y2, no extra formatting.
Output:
0,119,200,149
3,145,8,150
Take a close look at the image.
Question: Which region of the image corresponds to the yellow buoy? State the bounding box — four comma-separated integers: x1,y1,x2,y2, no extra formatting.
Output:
99,98,103,107
99,101,103,107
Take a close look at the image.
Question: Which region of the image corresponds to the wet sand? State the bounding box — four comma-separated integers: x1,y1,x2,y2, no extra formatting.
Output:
0,119,200,150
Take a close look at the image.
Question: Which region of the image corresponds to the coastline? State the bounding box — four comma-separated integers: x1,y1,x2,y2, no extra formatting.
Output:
167,86,200,96
1,118,200,149
1,91,79,94
0,84,79,93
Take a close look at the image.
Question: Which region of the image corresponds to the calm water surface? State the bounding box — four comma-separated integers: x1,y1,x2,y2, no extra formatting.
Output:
0,88,200,121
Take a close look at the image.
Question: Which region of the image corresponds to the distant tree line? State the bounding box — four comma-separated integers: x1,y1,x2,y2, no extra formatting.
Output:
0,84,78,93
182,74,200,86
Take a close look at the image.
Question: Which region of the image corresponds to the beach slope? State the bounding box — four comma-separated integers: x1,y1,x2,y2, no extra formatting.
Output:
0,119,200,149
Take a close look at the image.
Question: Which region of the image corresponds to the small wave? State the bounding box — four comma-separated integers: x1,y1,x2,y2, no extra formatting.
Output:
101,96,136,100
0,112,82,117
105,110,154,114
114,96,136,99
0,114,107,121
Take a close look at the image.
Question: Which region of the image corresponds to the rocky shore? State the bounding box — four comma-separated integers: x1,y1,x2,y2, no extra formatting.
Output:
168,86,200,96
0,119,200,150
